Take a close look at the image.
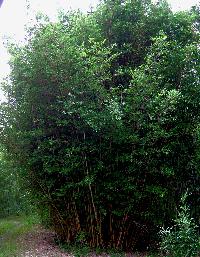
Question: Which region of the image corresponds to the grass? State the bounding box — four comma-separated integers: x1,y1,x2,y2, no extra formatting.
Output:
0,214,40,257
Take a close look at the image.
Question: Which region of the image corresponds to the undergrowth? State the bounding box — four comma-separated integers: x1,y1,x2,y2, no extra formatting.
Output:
56,239,152,257
159,193,200,257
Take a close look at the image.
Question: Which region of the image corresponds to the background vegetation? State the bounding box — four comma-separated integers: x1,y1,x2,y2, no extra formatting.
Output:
0,148,32,218
0,0,199,253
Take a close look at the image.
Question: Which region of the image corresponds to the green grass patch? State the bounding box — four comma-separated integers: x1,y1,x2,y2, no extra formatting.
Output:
0,214,40,257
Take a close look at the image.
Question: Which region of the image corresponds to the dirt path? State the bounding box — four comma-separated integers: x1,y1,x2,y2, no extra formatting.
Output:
18,226,71,257
0,217,71,257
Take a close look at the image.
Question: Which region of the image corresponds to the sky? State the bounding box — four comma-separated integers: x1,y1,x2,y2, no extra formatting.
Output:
0,0,199,101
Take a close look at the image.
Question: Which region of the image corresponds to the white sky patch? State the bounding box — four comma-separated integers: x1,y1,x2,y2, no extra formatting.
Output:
0,0,199,101
167,0,199,11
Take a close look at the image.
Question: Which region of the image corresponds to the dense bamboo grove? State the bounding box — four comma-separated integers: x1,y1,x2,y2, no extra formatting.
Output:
0,0,199,251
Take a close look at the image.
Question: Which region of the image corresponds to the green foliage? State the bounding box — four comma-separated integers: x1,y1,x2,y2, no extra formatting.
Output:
0,0,199,251
160,193,200,257
0,149,33,218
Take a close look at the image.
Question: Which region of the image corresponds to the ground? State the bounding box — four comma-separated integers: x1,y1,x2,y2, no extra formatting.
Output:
18,226,71,257
0,216,148,257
